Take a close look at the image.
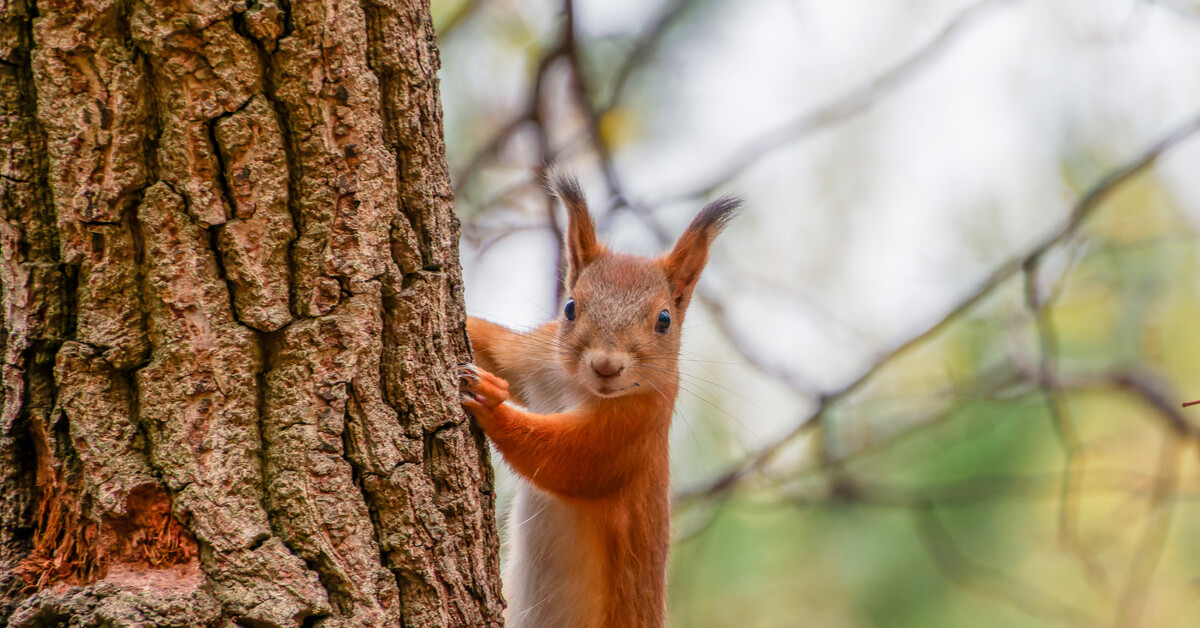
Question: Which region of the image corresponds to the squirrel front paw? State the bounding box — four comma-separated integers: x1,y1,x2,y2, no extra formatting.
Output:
459,364,510,427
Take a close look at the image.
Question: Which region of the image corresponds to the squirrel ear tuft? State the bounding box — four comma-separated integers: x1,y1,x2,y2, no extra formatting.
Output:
664,196,741,308
548,169,602,288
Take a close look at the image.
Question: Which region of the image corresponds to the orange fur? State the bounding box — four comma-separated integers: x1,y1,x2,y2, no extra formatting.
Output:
462,173,739,628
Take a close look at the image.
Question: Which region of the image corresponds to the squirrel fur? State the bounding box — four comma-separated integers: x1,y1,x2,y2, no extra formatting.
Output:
461,172,739,628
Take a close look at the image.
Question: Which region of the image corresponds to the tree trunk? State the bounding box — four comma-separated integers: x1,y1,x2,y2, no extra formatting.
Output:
0,0,505,625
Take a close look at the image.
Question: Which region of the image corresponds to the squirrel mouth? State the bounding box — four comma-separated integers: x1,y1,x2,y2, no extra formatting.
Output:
592,382,639,397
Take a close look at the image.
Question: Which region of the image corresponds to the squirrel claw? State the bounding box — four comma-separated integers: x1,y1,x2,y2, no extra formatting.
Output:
458,363,480,384
460,363,509,413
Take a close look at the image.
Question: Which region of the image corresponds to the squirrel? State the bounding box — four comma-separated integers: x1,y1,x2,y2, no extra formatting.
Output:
460,171,739,628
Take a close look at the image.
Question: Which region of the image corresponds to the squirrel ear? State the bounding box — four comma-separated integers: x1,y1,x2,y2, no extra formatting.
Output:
664,196,741,308
549,170,602,288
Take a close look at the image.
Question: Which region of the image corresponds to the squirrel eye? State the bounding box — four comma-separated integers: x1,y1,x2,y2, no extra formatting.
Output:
655,309,671,334
564,299,576,321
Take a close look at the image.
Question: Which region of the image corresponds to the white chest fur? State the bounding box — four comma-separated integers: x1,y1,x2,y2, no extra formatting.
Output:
502,375,602,628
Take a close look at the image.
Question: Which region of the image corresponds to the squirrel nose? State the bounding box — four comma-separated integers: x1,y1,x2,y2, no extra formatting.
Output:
591,356,624,378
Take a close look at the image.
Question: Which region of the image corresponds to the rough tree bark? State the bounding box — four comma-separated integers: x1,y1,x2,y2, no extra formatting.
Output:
0,0,505,624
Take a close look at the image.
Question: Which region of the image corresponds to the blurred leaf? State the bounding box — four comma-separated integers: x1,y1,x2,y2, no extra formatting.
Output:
599,106,640,149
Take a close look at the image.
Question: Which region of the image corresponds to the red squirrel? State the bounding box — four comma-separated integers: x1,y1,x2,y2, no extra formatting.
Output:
461,172,739,628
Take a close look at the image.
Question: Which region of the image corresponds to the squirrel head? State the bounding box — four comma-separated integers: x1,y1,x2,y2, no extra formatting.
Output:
548,171,740,399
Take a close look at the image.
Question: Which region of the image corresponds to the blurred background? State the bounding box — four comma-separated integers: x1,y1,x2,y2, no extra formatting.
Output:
433,0,1200,625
